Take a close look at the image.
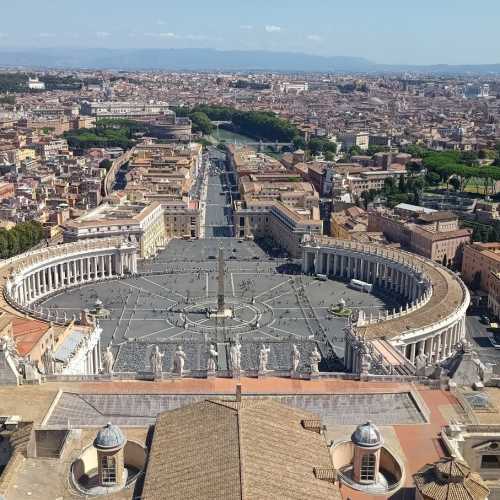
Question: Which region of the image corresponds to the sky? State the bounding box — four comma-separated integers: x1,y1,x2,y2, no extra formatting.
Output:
0,0,499,65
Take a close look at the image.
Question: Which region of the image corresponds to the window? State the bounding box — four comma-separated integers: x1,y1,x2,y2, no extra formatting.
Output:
101,455,117,485
481,455,500,469
360,453,376,481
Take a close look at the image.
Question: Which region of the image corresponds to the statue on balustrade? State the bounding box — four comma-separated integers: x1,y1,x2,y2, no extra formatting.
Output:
309,346,322,374
415,347,428,376
207,344,218,372
258,344,271,372
230,341,241,372
102,346,114,375
150,345,165,376
291,344,301,373
173,345,187,376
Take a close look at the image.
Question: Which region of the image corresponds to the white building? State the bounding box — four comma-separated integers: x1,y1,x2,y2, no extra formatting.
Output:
28,78,45,90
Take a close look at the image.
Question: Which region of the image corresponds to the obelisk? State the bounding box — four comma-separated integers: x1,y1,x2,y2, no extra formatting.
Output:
217,247,225,313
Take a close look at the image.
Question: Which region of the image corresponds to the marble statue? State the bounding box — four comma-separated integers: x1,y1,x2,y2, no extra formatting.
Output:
291,344,301,372
230,341,241,372
42,347,55,375
102,346,114,374
309,346,322,374
207,344,218,372
415,347,428,375
173,345,187,376
150,345,165,375
258,344,271,372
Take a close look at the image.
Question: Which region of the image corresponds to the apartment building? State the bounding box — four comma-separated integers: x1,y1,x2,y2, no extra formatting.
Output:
462,243,500,293
227,145,285,185
233,200,322,258
62,200,166,259
369,209,471,265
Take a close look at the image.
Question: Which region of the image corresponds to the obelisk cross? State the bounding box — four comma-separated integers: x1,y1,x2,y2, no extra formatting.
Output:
217,247,225,313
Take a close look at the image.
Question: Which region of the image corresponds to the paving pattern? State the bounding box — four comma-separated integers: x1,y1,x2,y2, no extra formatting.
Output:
40,240,402,372
39,238,403,372
46,391,425,427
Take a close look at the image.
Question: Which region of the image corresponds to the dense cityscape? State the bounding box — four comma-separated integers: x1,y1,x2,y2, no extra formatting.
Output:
1,4,500,498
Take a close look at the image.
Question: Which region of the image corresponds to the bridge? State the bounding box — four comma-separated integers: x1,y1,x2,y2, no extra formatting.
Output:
244,141,294,152
211,120,232,127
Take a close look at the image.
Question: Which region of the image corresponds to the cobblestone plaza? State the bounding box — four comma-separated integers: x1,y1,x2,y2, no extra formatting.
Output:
39,239,404,372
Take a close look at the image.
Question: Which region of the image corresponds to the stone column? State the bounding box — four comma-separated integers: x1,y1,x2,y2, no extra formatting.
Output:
435,334,442,362
35,272,41,298
108,255,113,277
424,337,431,359
410,342,417,364
53,265,59,289
41,269,47,294
48,266,53,292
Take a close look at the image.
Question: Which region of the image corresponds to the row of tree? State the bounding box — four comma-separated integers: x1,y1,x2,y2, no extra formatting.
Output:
0,221,45,260
422,150,500,195
63,119,150,151
173,105,299,142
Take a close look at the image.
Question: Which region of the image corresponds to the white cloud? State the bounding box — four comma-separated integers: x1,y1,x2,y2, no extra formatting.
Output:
265,25,281,33
184,34,210,40
96,31,111,38
39,32,56,38
307,34,322,41
144,32,177,38
240,25,253,30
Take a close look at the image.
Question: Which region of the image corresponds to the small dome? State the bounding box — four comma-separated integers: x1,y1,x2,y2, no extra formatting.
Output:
351,421,383,448
94,422,125,450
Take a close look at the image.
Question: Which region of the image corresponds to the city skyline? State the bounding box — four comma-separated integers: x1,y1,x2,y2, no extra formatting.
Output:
0,0,499,65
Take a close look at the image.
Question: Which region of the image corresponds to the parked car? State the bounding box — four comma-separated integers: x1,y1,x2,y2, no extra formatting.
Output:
489,334,500,349
481,315,491,325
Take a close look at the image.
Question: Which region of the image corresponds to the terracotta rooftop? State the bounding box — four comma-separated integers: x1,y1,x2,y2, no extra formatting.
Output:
413,457,489,500
11,317,50,356
141,398,341,500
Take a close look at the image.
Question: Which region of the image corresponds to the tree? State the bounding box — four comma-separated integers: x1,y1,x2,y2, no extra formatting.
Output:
189,111,214,135
407,161,423,175
449,176,461,191
293,137,306,150
425,171,441,186
383,177,396,193
99,159,112,171
398,175,406,193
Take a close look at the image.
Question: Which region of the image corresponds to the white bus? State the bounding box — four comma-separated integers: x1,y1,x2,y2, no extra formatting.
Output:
349,279,373,293
316,274,328,281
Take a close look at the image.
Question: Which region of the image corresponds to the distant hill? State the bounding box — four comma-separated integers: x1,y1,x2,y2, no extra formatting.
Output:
0,48,499,75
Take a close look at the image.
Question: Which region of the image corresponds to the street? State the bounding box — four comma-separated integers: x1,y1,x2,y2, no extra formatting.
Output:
466,313,500,373
202,147,234,237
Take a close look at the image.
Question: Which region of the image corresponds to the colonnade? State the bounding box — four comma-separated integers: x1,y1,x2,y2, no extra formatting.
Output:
5,239,138,310
303,237,470,368
303,248,428,304
402,317,466,365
